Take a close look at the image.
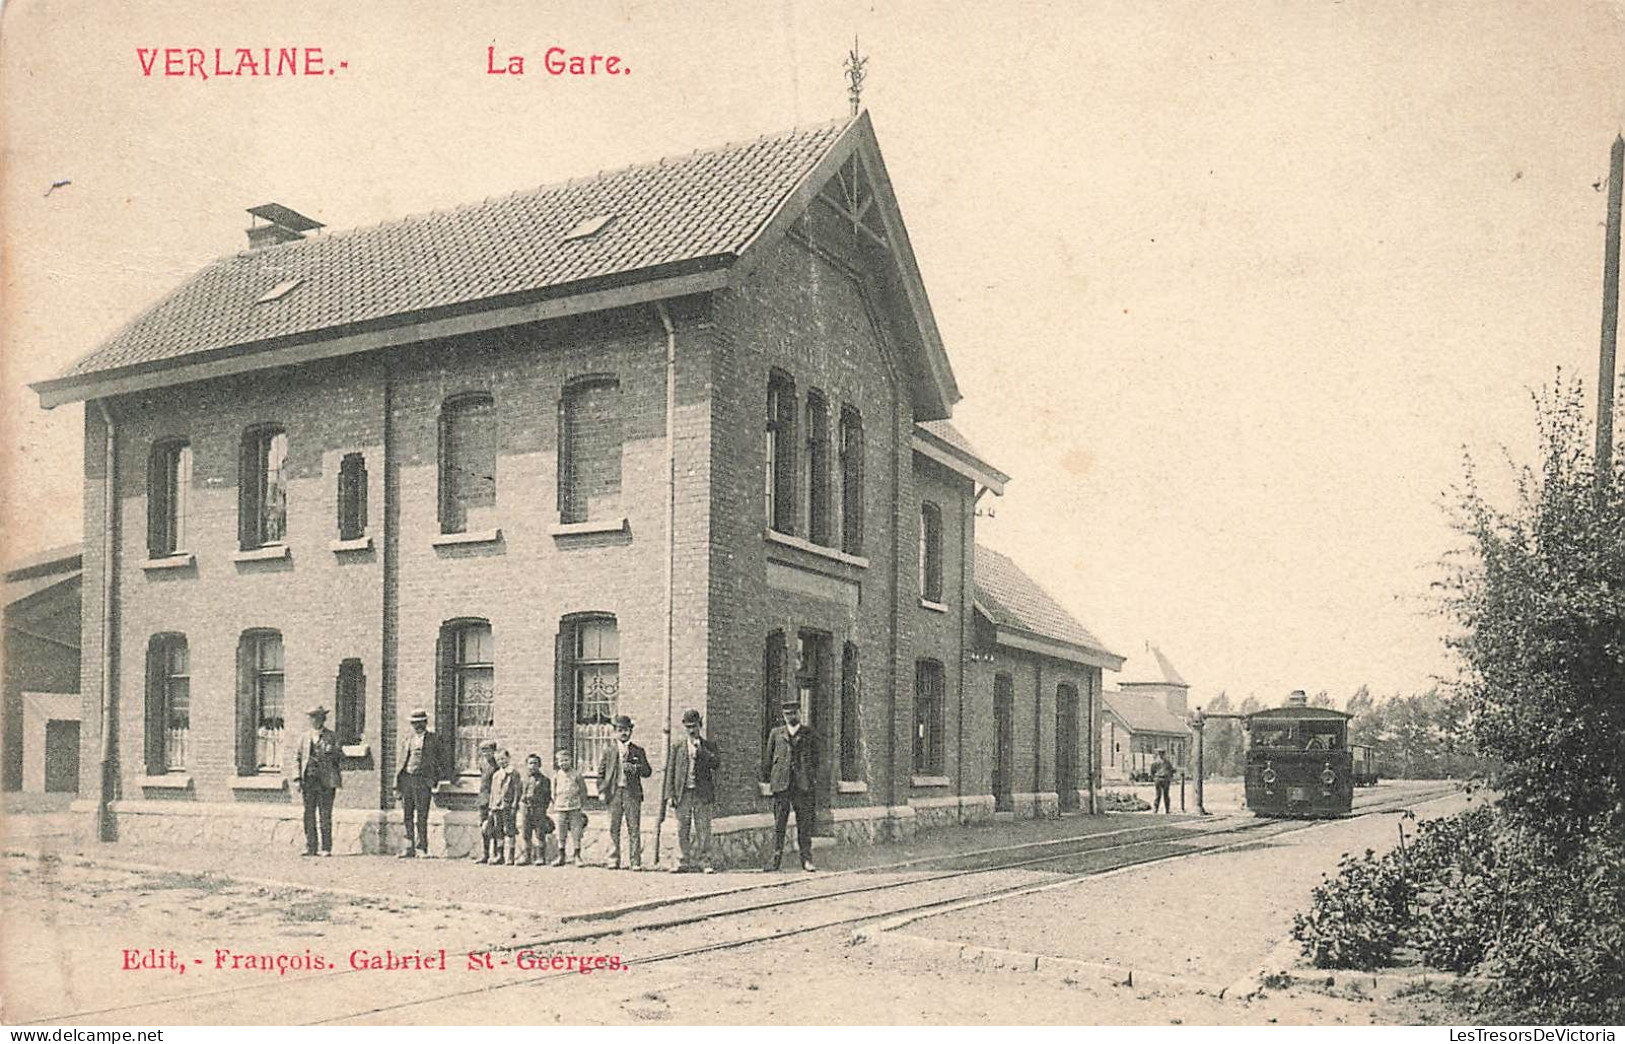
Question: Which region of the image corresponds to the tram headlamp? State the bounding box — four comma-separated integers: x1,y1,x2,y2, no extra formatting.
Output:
1262,766,1277,785
1321,767,1336,785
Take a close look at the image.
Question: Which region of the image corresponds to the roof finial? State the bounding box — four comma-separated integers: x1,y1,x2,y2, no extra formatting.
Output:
844,35,868,117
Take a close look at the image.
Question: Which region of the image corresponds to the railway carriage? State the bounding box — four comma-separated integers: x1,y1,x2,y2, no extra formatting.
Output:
1243,693,1354,818
1351,743,1380,787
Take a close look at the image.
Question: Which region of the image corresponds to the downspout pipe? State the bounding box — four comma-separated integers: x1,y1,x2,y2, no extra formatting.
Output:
94,399,118,842
655,302,678,833
959,484,989,824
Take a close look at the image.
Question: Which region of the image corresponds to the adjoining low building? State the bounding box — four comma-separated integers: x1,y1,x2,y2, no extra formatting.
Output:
1101,642,1192,781
3,545,83,793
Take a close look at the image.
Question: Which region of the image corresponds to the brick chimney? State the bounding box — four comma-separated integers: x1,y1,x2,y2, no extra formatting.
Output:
245,203,323,250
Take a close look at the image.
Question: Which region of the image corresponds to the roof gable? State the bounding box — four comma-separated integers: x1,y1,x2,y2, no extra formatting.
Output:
1120,642,1190,688
35,113,959,418
1104,690,1190,735
974,545,1122,669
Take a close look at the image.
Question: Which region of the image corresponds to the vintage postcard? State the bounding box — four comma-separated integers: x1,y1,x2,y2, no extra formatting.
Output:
2,0,1622,1032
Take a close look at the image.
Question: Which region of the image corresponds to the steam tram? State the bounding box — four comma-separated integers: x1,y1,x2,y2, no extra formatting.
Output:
1243,694,1355,818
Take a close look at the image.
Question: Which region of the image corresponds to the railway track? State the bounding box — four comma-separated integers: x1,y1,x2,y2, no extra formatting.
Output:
27,783,1460,1025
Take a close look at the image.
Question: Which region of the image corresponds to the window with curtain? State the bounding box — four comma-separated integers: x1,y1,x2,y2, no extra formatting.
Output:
145,634,189,774
914,659,945,774
560,616,618,776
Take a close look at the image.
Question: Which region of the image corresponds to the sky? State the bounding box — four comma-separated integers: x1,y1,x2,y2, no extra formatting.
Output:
3,0,1623,708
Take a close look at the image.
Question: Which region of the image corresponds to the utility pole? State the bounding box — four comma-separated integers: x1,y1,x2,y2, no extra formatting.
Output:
1597,133,1623,485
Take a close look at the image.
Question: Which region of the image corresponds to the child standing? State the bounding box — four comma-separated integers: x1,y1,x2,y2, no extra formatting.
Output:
474,741,499,864
488,749,521,865
517,753,553,866
551,750,587,866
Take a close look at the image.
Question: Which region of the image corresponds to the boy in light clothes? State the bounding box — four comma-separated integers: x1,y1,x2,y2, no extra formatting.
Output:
487,749,521,865
551,750,588,866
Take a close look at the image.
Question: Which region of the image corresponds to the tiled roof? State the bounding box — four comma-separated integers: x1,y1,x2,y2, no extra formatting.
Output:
1120,642,1190,688
60,119,854,380
974,545,1117,660
1104,690,1190,736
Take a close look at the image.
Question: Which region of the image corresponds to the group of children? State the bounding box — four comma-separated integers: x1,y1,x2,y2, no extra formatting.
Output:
474,745,590,866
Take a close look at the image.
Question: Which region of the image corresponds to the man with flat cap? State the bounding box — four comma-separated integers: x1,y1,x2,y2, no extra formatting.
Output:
596,714,651,870
395,708,444,858
295,705,342,856
666,708,721,873
761,698,820,871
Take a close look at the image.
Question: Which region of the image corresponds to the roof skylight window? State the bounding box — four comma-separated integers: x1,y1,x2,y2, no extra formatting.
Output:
562,214,616,242
255,278,303,304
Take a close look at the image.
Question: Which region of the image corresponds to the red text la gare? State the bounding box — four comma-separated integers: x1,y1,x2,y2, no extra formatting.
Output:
486,46,630,76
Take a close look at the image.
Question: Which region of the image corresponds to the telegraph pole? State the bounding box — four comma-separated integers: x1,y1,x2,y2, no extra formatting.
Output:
1597,133,1623,484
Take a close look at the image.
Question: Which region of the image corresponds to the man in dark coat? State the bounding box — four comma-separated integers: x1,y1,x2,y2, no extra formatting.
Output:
1151,749,1175,814
596,714,652,870
761,699,820,872
295,705,342,856
665,708,721,873
395,708,444,857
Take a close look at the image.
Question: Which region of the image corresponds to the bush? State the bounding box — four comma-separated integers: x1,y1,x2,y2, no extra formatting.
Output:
1099,790,1151,812
1291,848,1412,970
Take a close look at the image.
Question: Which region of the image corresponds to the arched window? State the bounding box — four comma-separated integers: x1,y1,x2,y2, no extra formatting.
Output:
438,620,495,775
765,372,797,533
919,502,944,603
559,376,623,524
839,407,864,555
144,634,189,774
763,630,787,749
337,453,368,541
147,440,191,558
335,659,366,748
239,427,287,550
235,630,284,773
840,642,861,782
805,390,832,545
555,615,618,775
914,659,945,774
439,394,496,535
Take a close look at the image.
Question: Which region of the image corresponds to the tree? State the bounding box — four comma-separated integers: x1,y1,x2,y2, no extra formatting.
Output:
1445,378,1625,848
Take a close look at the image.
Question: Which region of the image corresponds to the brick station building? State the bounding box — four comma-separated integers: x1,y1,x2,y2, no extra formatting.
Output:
33,113,1122,859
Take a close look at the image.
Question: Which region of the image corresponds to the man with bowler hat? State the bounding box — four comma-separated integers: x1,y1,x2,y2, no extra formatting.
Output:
761,698,820,871
395,708,444,857
596,715,652,869
666,708,721,873
295,705,342,856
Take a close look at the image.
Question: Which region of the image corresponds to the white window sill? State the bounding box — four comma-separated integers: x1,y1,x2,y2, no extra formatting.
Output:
341,743,371,759
549,517,628,538
329,536,373,553
836,780,868,794
911,775,951,788
138,774,193,789
229,775,287,791
232,544,290,563
141,553,195,572
919,598,949,614
764,529,870,569
435,779,480,796
432,528,502,548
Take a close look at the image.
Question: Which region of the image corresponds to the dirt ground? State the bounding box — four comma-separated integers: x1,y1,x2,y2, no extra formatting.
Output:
1,782,1472,1025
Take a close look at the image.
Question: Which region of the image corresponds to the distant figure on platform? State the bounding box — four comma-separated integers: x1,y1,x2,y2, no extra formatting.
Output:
552,750,588,866
295,705,342,857
1151,749,1175,814
598,715,652,870
395,709,445,857
761,699,820,872
666,708,721,873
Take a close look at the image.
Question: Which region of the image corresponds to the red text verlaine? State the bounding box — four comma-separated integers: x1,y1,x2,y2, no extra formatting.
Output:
136,47,341,79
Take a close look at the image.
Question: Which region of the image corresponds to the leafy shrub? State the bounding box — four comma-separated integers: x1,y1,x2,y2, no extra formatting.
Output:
1291,848,1412,970
1099,790,1151,812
